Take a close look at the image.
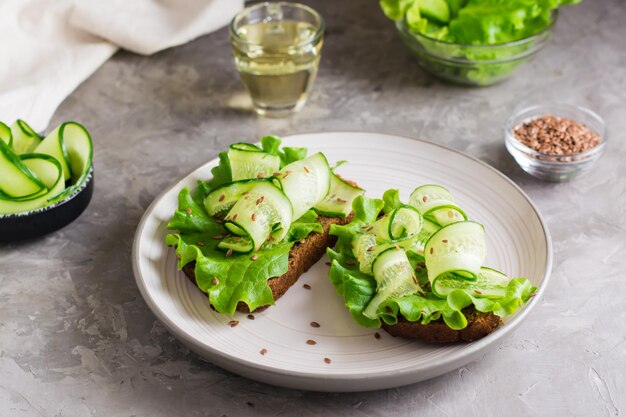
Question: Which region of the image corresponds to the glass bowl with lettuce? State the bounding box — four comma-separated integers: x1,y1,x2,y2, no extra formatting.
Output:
381,0,580,86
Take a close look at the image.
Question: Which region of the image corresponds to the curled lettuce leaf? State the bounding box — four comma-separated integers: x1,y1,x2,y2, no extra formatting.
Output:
379,278,536,330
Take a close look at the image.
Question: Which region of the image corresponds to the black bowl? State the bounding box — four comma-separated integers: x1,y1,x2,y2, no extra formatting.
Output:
0,168,94,241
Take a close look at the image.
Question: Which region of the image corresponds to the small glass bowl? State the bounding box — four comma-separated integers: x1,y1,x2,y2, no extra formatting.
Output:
505,104,608,182
395,12,556,86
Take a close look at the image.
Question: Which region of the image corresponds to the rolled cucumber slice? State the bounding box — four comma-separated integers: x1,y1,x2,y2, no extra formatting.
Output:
370,205,423,242
34,125,71,181
228,143,280,181
276,152,331,220
314,173,364,218
60,122,92,184
408,184,466,226
424,221,485,285
352,231,418,275
411,218,440,255
11,119,42,155
362,247,423,319
222,181,293,252
204,178,273,215
0,155,64,215
433,266,510,299
41,122,94,203
0,140,45,198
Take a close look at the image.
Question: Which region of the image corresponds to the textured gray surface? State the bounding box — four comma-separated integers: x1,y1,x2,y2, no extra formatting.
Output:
1,0,625,416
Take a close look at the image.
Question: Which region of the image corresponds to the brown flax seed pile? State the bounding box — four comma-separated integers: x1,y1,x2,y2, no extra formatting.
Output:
513,114,601,155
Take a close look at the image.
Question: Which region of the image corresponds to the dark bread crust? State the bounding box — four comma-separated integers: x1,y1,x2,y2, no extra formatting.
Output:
382,309,501,343
181,215,351,313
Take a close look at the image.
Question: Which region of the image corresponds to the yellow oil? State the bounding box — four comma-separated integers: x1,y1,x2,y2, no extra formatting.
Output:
232,21,322,116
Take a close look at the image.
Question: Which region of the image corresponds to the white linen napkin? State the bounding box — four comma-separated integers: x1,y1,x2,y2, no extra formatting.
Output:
0,0,242,131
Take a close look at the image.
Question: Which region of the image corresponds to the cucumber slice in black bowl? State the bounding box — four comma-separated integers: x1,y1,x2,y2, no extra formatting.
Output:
0,166,94,241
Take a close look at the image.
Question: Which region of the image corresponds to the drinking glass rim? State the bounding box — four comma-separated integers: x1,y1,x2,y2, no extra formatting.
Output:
229,2,325,47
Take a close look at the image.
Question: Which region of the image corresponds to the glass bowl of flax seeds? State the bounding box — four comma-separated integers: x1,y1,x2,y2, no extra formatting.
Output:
505,103,607,181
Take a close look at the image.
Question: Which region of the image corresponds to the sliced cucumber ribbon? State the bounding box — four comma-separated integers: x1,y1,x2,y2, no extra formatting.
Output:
11,119,42,155
0,140,45,198
352,206,424,275
409,184,466,226
275,152,331,220
362,247,423,319
228,143,280,181
222,181,293,252
424,221,486,286
314,172,365,219
0,154,64,214
433,266,510,299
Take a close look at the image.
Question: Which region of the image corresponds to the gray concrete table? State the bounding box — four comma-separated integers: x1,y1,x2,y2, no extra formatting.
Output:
2,1,625,416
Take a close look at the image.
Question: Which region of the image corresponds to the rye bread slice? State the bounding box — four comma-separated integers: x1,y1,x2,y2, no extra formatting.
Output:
382,310,501,343
181,214,351,313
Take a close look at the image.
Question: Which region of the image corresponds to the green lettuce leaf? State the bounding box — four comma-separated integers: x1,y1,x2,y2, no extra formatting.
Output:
205,151,232,190
379,278,536,329
286,209,324,241
329,195,384,255
327,249,380,328
167,231,292,314
166,187,216,233
382,189,402,214
385,0,580,45
380,0,416,21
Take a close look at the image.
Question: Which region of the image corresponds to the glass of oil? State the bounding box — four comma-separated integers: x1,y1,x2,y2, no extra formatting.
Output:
229,2,325,117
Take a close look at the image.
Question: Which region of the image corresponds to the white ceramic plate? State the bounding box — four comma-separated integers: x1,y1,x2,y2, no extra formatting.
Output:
132,132,551,392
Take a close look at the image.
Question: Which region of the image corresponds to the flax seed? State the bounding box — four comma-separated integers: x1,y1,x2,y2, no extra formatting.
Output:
513,114,601,157
374,332,381,340
256,172,266,178
212,277,219,285
185,207,192,215
251,254,258,261
233,214,238,221
228,320,239,327
256,196,264,205
304,166,310,173
306,339,317,345
303,284,311,290
430,248,434,254
196,241,204,246
251,213,257,221
260,348,267,355
219,194,225,202
226,249,233,257
310,321,320,328
324,357,332,364
247,314,255,320
422,196,427,203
